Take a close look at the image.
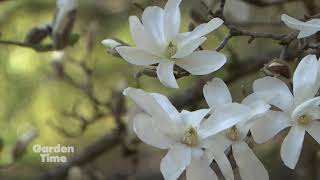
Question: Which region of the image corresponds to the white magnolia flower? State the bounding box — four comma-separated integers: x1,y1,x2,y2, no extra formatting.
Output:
203,78,270,180
124,87,252,180
249,54,320,169
111,0,226,88
281,14,320,39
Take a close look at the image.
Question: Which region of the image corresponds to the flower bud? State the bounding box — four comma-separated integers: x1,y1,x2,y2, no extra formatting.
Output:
52,0,78,50
262,59,292,79
101,38,123,57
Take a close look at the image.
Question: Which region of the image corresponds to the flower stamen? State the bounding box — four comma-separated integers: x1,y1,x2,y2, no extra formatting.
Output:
166,42,177,58
182,127,199,147
297,114,311,125
226,126,240,141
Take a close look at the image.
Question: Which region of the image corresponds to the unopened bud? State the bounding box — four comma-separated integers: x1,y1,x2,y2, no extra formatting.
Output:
262,59,292,79
12,130,38,160
101,38,123,57
24,25,52,45
52,0,78,50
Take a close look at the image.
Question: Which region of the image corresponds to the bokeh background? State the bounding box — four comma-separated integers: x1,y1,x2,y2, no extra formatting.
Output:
0,0,319,179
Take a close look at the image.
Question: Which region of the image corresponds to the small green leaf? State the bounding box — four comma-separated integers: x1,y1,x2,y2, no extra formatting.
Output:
68,33,80,46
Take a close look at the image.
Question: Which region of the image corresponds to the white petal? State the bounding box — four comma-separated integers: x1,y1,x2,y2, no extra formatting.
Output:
157,60,179,88
186,158,218,180
306,121,320,143
293,55,319,105
281,14,320,39
173,37,207,59
115,46,159,65
280,125,305,169
250,111,291,143
176,50,226,75
123,88,181,135
181,18,224,46
208,151,234,180
203,78,232,108
233,141,269,180
164,0,182,41
133,113,173,149
150,93,181,123
180,109,210,129
201,134,231,153
253,76,293,112
142,6,167,48
129,16,162,55
160,144,191,180
307,108,320,120
242,97,270,119
292,96,320,121
199,103,252,139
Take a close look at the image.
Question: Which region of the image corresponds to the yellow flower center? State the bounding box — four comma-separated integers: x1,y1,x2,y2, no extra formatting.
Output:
297,114,311,125
226,127,240,141
181,127,199,147
166,41,177,58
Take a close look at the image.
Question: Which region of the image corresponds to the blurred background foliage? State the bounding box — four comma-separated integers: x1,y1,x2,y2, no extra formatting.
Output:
0,0,319,179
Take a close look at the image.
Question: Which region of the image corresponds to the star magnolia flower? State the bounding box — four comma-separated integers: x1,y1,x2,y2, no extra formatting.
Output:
109,0,226,88
124,87,252,180
248,54,320,169
203,78,270,180
281,14,320,39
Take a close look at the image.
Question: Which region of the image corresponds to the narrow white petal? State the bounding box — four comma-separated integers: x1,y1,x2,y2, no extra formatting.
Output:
201,134,231,153
199,103,252,139
151,93,181,123
253,76,293,112
280,126,305,169
281,14,320,39
173,37,207,59
307,108,320,120
176,50,226,75
180,109,210,129
129,16,162,55
203,78,232,108
157,60,179,88
142,6,167,48
164,0,182,41
123,88,182,135
208,151,234,180
242,98,271,119
115,46,159,65
160,144,191,180
292,96,320,121
233,142,269,180
306,121,320,143
186,158,218,180
250,111,291,143
133,113,173,149
293,55,319,105
181,18,224,46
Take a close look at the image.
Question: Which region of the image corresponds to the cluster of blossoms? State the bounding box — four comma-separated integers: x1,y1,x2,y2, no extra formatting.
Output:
103,0,320,179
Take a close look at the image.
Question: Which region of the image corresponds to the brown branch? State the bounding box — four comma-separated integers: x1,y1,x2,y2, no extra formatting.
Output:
0,40,53,52
240,0,300,7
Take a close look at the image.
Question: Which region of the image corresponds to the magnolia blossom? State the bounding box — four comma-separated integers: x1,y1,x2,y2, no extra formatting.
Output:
124,87,252,180
110,0,226,88
249,55,320,169
203,78,270,180
281,14,320,39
